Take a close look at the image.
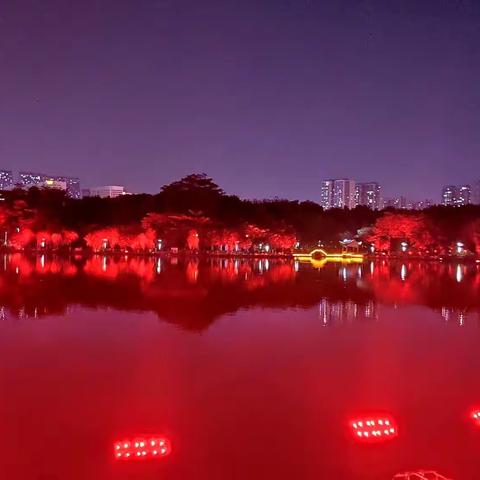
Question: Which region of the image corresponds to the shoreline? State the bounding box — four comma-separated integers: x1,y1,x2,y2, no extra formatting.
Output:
1,248,479,264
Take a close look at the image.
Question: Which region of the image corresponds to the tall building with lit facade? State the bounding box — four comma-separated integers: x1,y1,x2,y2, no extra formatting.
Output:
18,171,81,198
321,179,356,209
473,179,480,205
52,176,81,199
355,182,381,209
0,170,13,190
320,180,334,209
19,171,48,187
441,184,471,206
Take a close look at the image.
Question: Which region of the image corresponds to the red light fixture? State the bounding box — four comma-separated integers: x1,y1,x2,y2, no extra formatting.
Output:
470,410,480,426
350,415,398,442
114,437,171,460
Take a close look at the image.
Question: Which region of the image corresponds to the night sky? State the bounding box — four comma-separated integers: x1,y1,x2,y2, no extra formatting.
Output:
1,0,479,201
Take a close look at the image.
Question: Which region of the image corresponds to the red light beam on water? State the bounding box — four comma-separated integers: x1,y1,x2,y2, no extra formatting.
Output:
349,415,398,442
113,437,172,460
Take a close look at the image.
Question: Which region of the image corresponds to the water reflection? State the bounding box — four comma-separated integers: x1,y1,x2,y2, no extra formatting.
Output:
1,254,480,329
2,254,480,479
319,299,378,326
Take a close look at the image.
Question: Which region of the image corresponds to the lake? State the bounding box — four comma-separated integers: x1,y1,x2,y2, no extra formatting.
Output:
1,254,479,479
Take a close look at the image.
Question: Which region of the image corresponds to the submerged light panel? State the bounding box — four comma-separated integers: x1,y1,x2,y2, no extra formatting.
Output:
350,416,398,442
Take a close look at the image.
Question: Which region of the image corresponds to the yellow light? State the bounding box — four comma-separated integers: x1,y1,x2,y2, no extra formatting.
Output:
293,248,364,262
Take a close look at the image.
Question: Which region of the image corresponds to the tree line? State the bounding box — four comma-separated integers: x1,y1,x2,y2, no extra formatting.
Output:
0,173,479,255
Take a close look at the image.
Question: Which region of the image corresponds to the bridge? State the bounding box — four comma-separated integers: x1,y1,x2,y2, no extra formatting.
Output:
293,248,364,262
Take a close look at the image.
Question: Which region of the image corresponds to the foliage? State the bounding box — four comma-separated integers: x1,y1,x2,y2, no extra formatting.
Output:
1,176,480,255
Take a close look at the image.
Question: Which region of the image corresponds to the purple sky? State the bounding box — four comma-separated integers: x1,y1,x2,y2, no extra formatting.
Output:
1,0,479,201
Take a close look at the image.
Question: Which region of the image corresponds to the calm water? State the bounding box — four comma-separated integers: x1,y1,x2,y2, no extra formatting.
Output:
1,254,480,479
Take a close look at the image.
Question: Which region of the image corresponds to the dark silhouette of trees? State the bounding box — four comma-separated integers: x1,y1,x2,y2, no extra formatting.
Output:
0,174,479,255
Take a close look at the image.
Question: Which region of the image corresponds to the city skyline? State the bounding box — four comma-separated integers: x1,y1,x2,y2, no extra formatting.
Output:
1,162,479,204
2,167,480,207
1,1,480,201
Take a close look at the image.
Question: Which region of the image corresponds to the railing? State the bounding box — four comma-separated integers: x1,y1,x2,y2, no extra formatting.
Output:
393,471,451,480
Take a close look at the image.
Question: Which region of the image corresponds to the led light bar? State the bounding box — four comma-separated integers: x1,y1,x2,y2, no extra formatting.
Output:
350,415,398,442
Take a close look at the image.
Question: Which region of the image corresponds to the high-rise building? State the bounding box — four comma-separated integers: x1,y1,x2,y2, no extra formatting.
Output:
321,179,356,209
18,171,80,198
19,171,48,186
355,182,381,209
0,170,13,190
473,179,480,205
320,180,334,209
52,176,81,199
441,185,471,206
458,185,471,205
88,185,127,198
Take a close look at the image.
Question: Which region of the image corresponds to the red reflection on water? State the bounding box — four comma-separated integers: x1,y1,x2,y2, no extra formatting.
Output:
350,416,398,442
113,436,171,461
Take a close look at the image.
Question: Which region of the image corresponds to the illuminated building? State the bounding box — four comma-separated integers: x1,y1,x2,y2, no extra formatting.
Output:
43,179,67,191
18,171,48,186
321,179,356,209
355,182,381,209
320,180,334,209
472,179,480,205
384,196,409,209
411,199,434,210
52,175,81,198
458,184,471,205
441,185,456,206
441,184,471,206
18,171,80,198
0,170,14,190
87,185,128,198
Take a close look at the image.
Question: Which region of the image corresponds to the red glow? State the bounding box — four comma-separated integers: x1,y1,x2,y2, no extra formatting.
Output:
470,410,480,426
113,437,172,461
350,415,398,442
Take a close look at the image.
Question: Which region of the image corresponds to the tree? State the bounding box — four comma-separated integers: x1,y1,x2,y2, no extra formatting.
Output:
186,229,200,250
85,228,120,251
158,173,225,215
366,212,434,253
465,219,480,254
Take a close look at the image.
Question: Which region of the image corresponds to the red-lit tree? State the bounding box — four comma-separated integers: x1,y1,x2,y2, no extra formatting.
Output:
36,231,51,249
465,219,480,255
186,229,200,250
84,227,120,251
62,230,79,247
366,212,435,253
10,228,35,250
268,231,297,252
